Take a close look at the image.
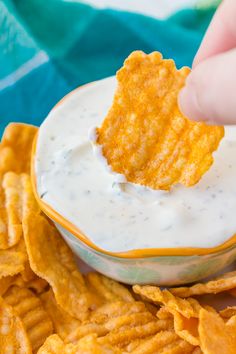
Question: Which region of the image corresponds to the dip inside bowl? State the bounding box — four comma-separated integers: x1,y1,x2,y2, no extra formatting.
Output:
32,77,236,285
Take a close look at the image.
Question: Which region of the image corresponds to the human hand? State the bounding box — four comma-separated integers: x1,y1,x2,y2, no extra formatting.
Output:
178,0,236,125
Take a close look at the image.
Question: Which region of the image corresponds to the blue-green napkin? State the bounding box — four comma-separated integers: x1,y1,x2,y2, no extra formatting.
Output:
0,0,218,136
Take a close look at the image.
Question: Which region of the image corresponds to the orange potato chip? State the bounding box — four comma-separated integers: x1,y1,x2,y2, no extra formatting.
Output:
157,305,200,347
96,51,224,190
159,340,197,354
20,261,38,283
199,308,236,354
86,272,134,303
123,336,153,352
68,300,154,344
0,263,48,296
0,123,37,176
97,320,173,348
0,276,15,296
19,261,49,293
124,335,196,353
105,311,155,332
0,173,25,249
38,333,122,354
66,299,156,343
0,171,40,251
126,331,177,354
3,286,53,352
0,273,47,298
169,309,199,346
77,334,122,354
133,285,202,318
220,306,236,319
14,274,48,295
0,296,31,353
192,349,203,354
157,306,174,320
23,212,91,321
66,322,108,343
40,289,81,340
0,238,27,278
130,330,195,354
67,304,156,343
37,334,64,354
89,300,147,323
226,314,236,328
21,173,41,216
170,270,236,297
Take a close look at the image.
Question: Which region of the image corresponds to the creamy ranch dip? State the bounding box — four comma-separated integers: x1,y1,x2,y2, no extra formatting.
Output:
36,77,236,252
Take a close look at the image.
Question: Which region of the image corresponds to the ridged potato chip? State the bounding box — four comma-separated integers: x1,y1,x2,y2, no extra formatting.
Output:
0,273,47,298
199,309,236,354
0,296,31,353
89,300,148,322
38,333,122,354
129,331,195,354
0,173,27,249
97,320,173,348
77,334,122,354
158,340,197,354
134,286,202,347
0,173,37,285
18,261,48,293
169,309,199,346
40,289,80,340
170,270,236,297
0,123,37,176
37,334,64,354
0,237,27,278
4,286,53,352
20,261,38,282
220,307,236,319
157,306,173,320
67,300,157,343
86,272,134,303
0,276,15,296
14,274,48,295
21,173,41,216
96,51,224,190
23,213,91,321
192,349,203,354
126,331,177,353
133,285,202,318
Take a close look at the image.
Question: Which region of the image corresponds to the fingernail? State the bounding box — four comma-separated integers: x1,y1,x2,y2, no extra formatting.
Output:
178,85,205,122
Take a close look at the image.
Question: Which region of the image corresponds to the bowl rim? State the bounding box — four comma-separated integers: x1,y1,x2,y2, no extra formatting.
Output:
31,79,236,259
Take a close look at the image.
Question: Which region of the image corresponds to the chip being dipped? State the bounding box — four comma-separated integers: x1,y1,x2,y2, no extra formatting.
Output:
96,51,224,190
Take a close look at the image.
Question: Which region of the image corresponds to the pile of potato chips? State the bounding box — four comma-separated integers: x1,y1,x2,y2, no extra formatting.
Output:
0,123,235,353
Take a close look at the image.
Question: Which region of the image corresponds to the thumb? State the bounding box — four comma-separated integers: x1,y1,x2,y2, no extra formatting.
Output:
178,48,236,125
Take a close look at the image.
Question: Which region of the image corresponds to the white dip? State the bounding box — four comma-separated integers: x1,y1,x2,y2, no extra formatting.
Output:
36,77,236,252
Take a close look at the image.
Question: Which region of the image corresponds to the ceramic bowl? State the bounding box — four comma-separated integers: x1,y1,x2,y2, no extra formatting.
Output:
32,77,236,286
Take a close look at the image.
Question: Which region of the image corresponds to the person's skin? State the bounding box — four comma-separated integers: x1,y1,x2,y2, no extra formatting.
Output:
178,0,236,125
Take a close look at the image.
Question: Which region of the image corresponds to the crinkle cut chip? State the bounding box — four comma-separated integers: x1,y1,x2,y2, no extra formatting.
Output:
97,51,224,190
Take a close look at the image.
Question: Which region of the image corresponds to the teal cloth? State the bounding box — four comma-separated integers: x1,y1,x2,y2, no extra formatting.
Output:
0,0,217,136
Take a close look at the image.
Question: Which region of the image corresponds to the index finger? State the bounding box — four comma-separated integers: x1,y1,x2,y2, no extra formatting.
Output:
193,0,236,67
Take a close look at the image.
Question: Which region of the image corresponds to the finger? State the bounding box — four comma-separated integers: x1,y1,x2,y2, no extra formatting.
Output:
179,48,236,125
193,0,236,67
